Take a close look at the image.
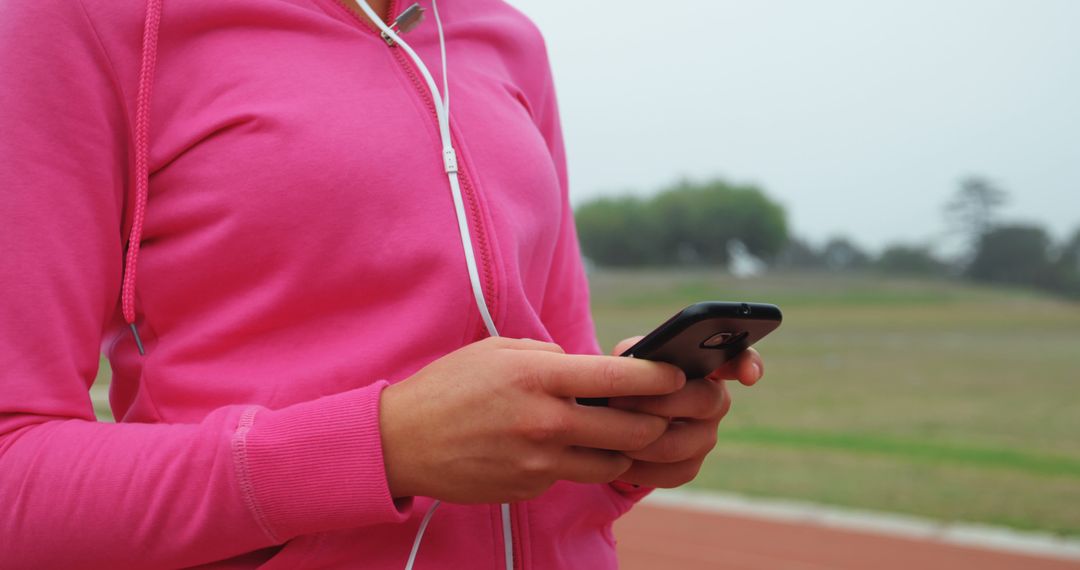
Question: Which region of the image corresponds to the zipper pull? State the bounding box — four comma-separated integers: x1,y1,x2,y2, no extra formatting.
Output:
381,3,425,47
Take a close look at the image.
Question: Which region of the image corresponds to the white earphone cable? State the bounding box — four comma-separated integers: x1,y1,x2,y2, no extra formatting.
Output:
352,0,497,339
348,2,510,569
404,499,442,569
500,502,514,570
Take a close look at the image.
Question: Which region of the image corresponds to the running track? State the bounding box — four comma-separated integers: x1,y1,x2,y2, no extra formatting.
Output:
615,502,1080,569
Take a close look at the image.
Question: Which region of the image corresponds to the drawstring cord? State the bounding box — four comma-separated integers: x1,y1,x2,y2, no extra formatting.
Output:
123,0,163,355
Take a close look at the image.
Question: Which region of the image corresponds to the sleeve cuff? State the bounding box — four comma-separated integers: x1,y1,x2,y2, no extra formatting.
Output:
235,381,412,542
608,480,654,515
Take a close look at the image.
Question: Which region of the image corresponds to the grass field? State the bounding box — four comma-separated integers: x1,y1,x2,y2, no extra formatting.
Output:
589,270,1080,536
89,270,1080,536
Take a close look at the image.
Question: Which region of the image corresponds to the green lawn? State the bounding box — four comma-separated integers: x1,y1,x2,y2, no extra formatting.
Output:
589,269,1080,536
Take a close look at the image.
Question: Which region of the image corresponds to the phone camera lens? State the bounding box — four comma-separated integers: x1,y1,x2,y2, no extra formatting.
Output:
739,303,751,316
701,331,749,349
702,332,734,348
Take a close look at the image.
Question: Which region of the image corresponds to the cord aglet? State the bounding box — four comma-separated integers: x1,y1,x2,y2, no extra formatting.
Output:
129,323,146,355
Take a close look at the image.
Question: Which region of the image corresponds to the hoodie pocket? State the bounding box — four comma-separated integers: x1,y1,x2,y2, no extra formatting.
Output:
526,481,628,566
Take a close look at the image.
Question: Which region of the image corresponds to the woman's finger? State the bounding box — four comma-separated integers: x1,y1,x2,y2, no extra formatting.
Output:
611,336,644,356
705,348,763,386
609,378,730,420
557,447,634,485
616,456,706,489
623,419,720,463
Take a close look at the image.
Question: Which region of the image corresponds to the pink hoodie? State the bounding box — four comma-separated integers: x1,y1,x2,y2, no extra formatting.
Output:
0,0,649,567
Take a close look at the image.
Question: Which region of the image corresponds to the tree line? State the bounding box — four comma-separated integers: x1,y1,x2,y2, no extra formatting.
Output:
574,179,788,267
573,177,1080,299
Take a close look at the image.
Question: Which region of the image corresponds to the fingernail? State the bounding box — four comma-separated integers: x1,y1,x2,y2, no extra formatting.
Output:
752,362,762,381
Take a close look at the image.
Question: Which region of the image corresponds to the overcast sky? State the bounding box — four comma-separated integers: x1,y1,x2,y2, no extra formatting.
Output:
505,0,1080,251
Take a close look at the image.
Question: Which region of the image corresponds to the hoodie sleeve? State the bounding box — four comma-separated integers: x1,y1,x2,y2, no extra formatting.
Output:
0,2,408,567
526,30,654,507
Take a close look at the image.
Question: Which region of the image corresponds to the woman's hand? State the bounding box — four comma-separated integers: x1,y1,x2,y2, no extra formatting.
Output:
607,336,764,488
379,337,686,504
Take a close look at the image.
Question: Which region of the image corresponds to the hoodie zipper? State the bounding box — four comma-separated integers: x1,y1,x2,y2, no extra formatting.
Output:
332,0,499,338
384,44,500,339
330,1,512,568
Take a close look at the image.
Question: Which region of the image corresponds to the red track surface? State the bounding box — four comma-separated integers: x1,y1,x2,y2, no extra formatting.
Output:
615,503,1080,570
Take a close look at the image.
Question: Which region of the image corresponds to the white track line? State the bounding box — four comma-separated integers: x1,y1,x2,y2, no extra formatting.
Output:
643,489,1080,562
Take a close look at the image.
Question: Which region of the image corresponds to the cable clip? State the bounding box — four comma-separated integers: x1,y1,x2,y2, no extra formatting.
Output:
443,147,459,173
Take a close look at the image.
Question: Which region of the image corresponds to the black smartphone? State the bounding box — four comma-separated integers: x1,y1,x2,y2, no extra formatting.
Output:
579,301,782,406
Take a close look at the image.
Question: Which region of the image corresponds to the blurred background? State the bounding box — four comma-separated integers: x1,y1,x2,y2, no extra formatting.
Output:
503,0,1080,565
